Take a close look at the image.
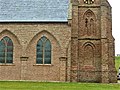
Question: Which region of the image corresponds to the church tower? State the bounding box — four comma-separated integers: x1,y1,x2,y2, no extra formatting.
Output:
70,0,117,83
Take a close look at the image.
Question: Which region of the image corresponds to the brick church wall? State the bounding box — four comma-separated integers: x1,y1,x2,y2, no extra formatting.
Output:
0,0,117,83
0,23,71,81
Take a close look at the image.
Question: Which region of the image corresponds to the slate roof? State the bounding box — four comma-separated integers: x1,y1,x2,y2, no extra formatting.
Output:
0,0,69,22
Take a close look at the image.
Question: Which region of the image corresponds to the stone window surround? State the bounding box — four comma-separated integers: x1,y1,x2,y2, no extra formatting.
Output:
36,36,51,65
0,36,13,65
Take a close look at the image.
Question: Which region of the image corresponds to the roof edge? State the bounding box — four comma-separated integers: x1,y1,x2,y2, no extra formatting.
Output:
0,20,68,23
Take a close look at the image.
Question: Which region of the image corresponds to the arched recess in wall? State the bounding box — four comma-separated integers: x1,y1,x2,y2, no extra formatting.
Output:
0,29,21,46
27,30,61,49
26,30,62,58
83,42,95,66
0,29,22,63
83,9,96,36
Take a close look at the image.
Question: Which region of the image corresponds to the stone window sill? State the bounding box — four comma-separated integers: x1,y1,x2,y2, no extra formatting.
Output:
33,64,53,66
0,64,15,66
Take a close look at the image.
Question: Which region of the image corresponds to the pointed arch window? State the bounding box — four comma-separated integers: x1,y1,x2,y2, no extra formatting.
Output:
83,10,96,36
0,36,13,64
36,36,51,64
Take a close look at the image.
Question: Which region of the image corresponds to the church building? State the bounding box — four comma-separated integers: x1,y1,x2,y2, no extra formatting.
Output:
0,0,117,83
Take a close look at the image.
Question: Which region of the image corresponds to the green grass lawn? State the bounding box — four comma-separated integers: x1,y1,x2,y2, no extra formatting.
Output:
0,81,120,90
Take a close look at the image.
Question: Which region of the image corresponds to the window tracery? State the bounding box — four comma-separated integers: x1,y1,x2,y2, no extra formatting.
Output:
36,36,51,64
0,36,13,64
83,10,96,36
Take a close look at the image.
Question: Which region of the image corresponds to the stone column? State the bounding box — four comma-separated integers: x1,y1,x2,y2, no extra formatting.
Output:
101,39,109,83
71,3,79,82
108,40,117,83
100,3,110,83
59,57,67,82
20,57,28,80
71,38,78,82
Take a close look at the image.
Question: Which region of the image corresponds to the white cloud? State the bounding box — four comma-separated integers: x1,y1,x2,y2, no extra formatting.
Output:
107,0,120,55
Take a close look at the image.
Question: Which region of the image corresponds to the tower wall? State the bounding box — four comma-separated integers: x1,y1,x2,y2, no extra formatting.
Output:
71,0,117,83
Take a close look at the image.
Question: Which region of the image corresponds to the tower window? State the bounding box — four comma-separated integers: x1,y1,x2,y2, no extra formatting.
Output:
84,0,94,4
